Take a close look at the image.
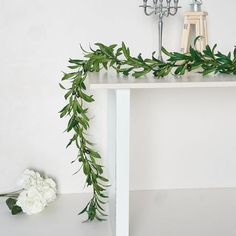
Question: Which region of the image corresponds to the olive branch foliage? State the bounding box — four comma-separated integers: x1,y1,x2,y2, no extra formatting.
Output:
60,40,236,221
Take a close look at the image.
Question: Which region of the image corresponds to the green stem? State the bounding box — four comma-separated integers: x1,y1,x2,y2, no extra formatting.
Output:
0,190,22,198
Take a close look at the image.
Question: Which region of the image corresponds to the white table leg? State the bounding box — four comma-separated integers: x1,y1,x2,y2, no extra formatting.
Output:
107,89,130,236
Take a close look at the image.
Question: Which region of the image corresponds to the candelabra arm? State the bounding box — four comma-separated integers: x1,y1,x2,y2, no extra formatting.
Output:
144,7,155,16
158,15,164,61
139,5,155,16
169,8,178,16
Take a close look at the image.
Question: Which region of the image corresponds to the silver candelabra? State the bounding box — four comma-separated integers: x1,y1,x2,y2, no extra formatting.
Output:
140,0,181,61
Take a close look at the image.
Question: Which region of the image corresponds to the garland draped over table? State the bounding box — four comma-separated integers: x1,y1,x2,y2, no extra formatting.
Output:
60,41,236,221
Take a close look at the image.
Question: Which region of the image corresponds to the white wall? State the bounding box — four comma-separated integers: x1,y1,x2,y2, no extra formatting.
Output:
0,0,236,194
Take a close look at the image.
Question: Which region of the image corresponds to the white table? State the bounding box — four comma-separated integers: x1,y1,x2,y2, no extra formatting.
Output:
89,72,236,236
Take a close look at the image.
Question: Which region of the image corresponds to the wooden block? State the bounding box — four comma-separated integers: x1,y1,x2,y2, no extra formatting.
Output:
184,11,208,16
181,11,208,53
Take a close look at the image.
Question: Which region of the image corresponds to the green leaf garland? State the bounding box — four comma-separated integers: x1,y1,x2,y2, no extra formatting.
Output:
60,42,236,221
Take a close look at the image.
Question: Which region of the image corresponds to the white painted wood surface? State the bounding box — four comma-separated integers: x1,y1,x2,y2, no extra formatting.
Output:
107,90,117,236
89,72,236,90
107,90,130,236
116,90,130,236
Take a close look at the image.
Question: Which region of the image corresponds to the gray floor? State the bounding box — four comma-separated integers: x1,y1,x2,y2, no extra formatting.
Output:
1,188,236,236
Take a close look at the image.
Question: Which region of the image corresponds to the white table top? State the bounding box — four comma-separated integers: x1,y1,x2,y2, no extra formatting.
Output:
89,71,236,90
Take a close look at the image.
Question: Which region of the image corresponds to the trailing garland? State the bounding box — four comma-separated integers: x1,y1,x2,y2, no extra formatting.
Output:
60,42,236,221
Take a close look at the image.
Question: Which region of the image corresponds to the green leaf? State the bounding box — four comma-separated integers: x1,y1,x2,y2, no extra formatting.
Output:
69,59,84,65
6,198,22,215
95,43,114,58
202,68,216,76
99,193,108,199
79,91,95,103
162,47,172,57
67,116,78,132
174,64,187,75
95,215,106,221
80,44,89,54
194,36,204,48
64,90,73,100
96,208,108,217
203,45,213,58
59,83,66,90
90,150,101,159
83,162,90,175
79,202,90,215
118,67,134,76
132,69,151,78
234,47,236,59
109,44,117,49
6,198,17,210
121,42,130,59
59,104,70,115
66,134,78,148
189,46,202,62
62,72,76,80
68,65,80,69
97,175,109,182
60,109,68,118
76,102,84,114
11,205,22,215
96,198,107,205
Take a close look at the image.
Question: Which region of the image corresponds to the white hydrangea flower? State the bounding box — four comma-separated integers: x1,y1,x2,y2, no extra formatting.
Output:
16,187,47,215
44,178,57,191
16,169,57,215
41,187,56,204
41,178,57,204
17,169,44,190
